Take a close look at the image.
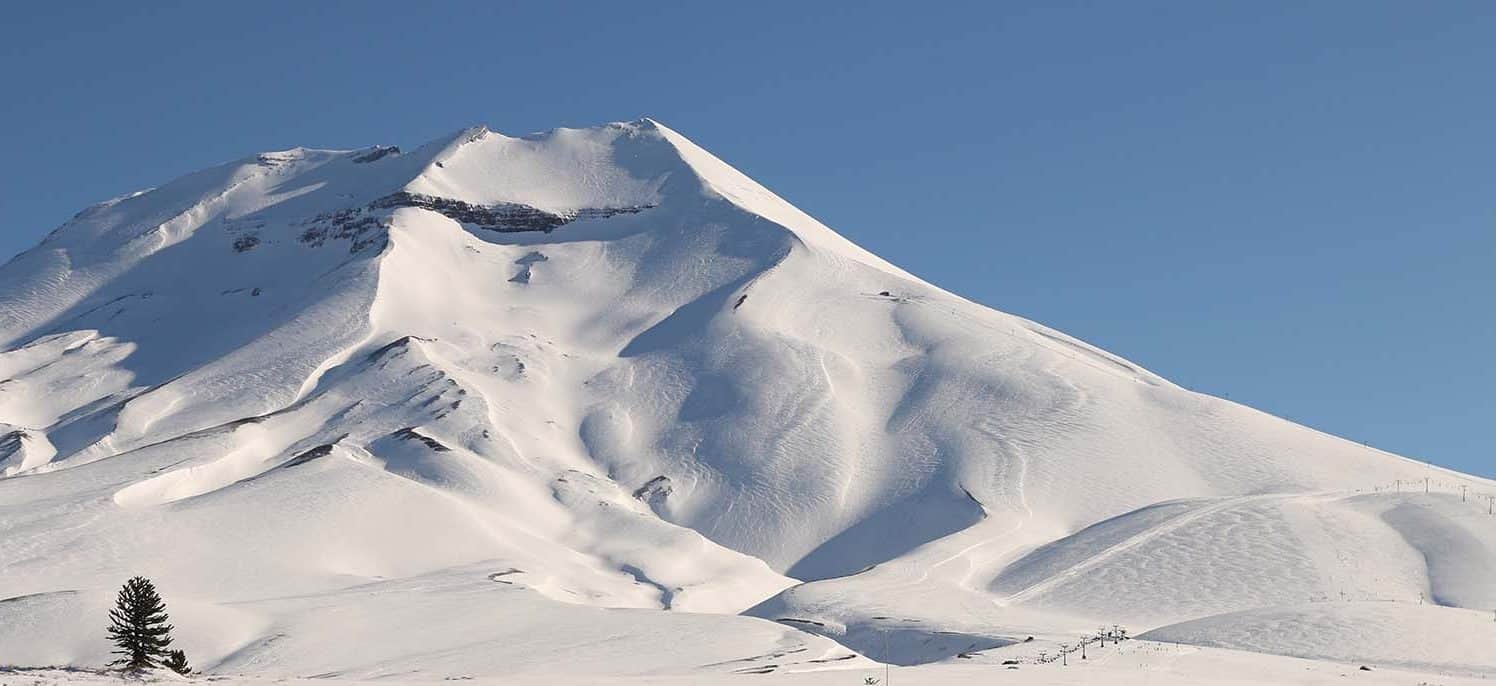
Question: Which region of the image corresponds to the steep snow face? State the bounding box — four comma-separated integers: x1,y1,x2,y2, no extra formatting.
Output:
1,119,1493,679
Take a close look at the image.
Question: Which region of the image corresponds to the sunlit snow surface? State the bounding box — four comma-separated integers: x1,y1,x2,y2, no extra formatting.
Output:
1,120,1492,683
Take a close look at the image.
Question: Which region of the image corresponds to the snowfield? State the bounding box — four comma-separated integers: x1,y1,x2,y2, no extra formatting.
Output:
0,119,1492,684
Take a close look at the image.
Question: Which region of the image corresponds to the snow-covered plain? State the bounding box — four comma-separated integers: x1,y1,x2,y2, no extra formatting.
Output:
0,119,1492,684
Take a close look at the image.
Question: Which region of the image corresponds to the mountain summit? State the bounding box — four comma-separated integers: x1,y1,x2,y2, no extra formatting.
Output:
1,120,1491,678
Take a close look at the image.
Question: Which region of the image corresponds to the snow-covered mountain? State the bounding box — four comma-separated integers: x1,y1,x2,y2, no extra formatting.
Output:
1,119,1491,681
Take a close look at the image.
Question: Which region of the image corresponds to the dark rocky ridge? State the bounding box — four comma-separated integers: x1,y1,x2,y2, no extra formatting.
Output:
370,192,653,233
392,427,451,452
351,146,400,164
292,193,655,254
298,209,388,253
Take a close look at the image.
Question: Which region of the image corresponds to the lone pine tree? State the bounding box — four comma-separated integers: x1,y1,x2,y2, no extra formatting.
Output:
106,576,177,671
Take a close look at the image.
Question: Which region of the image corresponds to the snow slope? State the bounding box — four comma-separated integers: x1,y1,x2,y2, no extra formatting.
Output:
1143,602,1496,676
0,119,1492,681
7,638,1496,686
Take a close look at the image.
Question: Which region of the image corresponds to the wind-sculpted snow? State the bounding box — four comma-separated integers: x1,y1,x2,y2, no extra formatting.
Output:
0,118,1493,680
1142,603,1496,677
1376,496,1496,608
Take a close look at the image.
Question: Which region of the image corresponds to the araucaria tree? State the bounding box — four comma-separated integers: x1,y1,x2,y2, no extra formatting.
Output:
106,576,177,671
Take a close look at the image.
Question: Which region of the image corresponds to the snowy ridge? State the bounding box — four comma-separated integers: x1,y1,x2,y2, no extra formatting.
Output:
0,119,1492,682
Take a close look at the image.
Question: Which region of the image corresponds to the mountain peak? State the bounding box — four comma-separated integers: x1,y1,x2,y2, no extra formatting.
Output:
1,118,1491,681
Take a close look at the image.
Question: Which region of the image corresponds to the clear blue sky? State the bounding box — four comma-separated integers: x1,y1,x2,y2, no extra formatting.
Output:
2,1,1491,478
